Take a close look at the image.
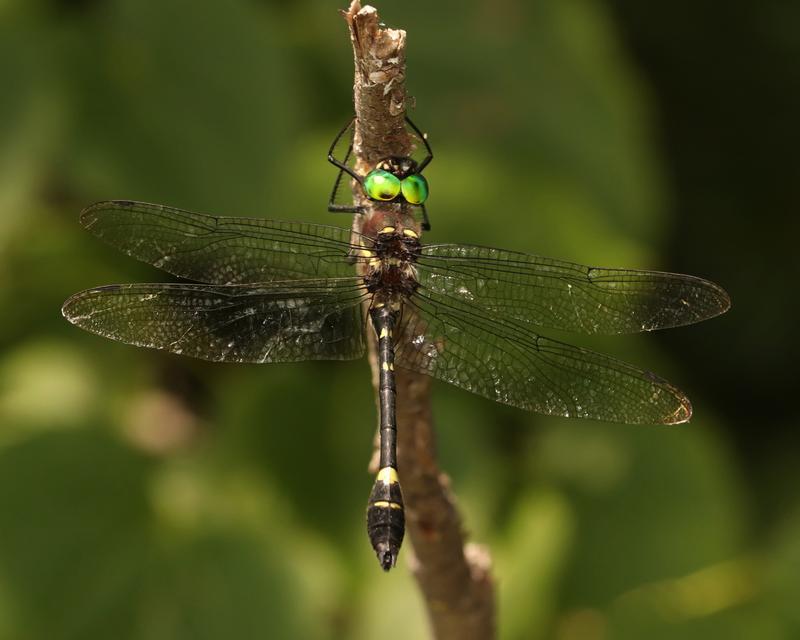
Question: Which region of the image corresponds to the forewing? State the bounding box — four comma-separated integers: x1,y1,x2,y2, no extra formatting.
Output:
62,279,367,363
417,244,730,335
80,201,357,284
395,290,692,424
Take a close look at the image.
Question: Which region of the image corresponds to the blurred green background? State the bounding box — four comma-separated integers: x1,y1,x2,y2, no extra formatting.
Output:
0,0,797,638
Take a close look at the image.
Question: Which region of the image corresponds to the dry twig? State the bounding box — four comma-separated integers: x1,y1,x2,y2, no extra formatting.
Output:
342,3,495,638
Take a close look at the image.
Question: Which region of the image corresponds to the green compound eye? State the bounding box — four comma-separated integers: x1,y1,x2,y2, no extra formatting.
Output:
401,174,429,205
363,170,401,201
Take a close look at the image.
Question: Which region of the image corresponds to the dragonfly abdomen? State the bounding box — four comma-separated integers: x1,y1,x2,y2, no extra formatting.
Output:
367,304,405,570
366,466,405,571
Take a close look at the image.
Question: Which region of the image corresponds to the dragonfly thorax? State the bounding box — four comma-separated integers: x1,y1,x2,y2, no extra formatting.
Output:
362,228,420,300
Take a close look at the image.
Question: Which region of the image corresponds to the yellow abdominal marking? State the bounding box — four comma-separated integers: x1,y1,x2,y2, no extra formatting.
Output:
372,501,403,510
377,467,399,484
379,327,388,339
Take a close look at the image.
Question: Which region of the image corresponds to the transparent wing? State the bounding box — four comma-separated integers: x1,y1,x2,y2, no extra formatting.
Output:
62,278,368,363
417,244,730,335
80,201,359,284
395,290,692,424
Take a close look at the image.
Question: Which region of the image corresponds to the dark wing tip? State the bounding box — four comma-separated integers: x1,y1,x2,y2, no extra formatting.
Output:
642,369,693,425
665,394,693,425
61,296,75,321
62,285,124,323
78,201,103,229
79,200,139,230
61,290,88,325
703,278,732,318
657,376,692,424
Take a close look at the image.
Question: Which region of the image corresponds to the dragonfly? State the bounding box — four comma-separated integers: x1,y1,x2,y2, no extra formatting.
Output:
62,119,730,571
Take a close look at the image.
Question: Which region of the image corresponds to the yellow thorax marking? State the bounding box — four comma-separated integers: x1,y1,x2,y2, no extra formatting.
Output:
379,226,396,235
377,467,399,484
402,228,419,239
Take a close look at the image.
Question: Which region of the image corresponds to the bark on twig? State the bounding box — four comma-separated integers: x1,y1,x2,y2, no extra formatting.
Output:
342,3,495,638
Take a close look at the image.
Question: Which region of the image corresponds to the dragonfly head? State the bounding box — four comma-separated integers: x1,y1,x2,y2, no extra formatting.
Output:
363,157,429,206
375,156,417,178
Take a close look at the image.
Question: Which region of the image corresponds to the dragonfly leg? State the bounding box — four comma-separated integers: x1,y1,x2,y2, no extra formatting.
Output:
328,166,364,213
328,202,364,214
420,203,431,231
406,116,433,173
327,117,362,183
328,118,366,216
